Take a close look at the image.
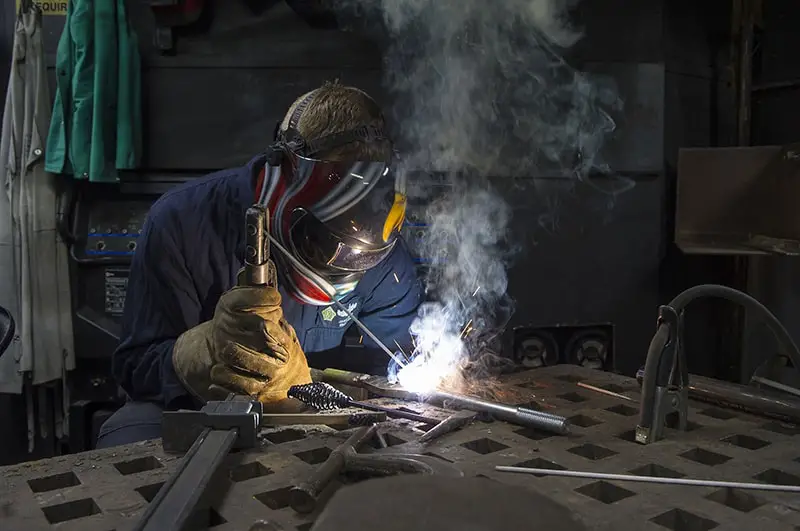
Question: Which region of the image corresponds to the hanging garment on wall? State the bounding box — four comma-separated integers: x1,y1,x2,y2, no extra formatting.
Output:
45,0,143,183
0,6,75,395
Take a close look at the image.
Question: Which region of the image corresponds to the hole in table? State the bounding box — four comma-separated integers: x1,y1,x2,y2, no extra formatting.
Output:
113,456,163,475
722,434,771,450
475,474,499,482
514,426,555,441
516,381,543,390
264,429,307,444
575,481,636,504
567,443,617,461
424,452,454,463
698,408,737,420
516,400,545,411
606,404,638,417
41,498,101,524
665,413,702,431
28,471,81,493
616,430,637,442
629,464,685,479
255,486,294,510
568,414,602,428
208,509,226,527
679,448,731,466
753,468,800,486
297,524,314,531
230,461,273,482
383,434,406,446
461,438,509,455
557,392,588,403
136,482,165,503
512,457,566,477
650,508,718,531
295,447,333,465
760,421,800,436
556,374,583,383
705,488,764,513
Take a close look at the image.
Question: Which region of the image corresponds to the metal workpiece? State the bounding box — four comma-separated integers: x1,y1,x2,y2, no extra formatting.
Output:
687,374,800,424
418,411,476,444
311,368,571,434
290,424,463,515
432,390,571,435
134,429,238,531
3,365,800,531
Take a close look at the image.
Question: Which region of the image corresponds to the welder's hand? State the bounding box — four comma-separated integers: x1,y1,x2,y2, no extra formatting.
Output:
172,285,312,404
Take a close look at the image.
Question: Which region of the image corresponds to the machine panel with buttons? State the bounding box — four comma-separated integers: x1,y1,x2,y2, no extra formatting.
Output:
83,201,151,258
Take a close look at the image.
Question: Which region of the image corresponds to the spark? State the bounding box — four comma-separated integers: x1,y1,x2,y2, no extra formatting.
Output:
393,272,400,283
472,285,481,297
459,319,473,338
359,335,363,344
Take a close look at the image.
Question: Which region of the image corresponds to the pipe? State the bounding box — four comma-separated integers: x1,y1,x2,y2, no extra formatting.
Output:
496,466,800,493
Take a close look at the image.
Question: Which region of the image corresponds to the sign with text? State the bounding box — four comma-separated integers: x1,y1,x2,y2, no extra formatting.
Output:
15,1,67,16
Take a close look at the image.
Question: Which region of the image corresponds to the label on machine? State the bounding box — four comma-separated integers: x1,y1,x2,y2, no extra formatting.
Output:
104,269,129,316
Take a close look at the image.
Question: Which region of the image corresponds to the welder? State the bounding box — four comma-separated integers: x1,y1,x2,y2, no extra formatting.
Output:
96,82,422,448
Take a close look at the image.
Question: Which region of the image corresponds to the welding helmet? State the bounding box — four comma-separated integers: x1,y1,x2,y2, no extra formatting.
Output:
258,91,407,306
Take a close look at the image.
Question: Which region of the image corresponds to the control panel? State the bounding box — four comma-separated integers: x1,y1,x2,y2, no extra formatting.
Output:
401,175,453,268
81,201,151,258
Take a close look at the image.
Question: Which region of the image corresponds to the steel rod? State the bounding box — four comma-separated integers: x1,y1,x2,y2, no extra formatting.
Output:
495,466,800,493
333,300,407,368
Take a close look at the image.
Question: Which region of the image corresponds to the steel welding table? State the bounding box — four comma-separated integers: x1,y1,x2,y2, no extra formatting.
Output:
1,365,800,530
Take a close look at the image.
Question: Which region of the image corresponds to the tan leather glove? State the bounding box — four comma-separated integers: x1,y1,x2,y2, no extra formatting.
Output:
172,284,312,404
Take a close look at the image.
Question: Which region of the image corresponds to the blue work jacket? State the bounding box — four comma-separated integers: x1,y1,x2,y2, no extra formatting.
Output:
113,155,423,406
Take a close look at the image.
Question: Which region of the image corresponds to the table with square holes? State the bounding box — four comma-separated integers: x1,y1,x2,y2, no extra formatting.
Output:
2,365,800,531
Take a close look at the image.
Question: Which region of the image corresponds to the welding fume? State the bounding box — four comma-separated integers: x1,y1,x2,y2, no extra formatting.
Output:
335,0,627,395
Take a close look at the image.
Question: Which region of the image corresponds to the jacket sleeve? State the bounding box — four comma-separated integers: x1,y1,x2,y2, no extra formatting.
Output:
112,202,200,406
357,239,423,360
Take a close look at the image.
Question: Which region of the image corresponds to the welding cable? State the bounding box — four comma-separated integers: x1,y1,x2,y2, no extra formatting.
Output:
638,284,800,430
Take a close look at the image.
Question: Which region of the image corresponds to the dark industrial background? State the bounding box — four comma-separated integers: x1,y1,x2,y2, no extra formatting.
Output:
0,0,796,466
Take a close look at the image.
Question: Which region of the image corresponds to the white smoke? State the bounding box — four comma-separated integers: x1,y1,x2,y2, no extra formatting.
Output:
333,0,624,391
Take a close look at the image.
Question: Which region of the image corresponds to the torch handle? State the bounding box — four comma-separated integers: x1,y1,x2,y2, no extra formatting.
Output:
237,205,272,287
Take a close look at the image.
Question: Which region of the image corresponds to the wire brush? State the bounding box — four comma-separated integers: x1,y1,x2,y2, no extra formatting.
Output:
288,382,438,424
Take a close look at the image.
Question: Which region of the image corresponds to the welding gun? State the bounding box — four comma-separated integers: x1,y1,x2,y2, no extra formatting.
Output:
238,205,272,287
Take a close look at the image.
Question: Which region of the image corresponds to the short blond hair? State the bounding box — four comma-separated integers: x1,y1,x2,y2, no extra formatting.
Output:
280,82,392,162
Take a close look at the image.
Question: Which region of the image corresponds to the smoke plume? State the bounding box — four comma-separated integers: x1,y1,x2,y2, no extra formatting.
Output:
334,0,624,391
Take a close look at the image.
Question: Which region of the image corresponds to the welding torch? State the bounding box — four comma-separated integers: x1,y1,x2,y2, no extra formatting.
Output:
239,205,272,287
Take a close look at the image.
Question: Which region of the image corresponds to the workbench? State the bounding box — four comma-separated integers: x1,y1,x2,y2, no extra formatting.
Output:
2,365,799,530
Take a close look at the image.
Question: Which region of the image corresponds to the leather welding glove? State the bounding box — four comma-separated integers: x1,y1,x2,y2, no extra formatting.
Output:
172,282,312,404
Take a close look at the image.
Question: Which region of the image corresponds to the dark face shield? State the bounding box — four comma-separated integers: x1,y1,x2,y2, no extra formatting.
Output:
264,151,407,305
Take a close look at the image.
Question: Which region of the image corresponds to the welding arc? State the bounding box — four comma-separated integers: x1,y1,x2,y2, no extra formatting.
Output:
496,466,800,493
288,382,437,424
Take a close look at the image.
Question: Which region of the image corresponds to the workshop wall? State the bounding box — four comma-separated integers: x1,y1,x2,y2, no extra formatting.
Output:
743,0,800,387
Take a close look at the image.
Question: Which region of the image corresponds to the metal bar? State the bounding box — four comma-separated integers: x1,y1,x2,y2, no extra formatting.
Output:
431,390,570,435
750,376,800,398
577,382,635,402
333,300,407,368
495,466,800,493
134,428,238,531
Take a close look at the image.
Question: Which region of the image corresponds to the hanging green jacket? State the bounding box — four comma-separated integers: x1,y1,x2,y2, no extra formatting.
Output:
45,0,142,182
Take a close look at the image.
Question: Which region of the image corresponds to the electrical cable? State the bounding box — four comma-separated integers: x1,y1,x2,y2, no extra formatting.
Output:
639,284,800,429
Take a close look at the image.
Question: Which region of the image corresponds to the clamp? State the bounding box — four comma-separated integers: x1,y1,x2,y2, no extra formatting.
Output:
636,305,690,444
